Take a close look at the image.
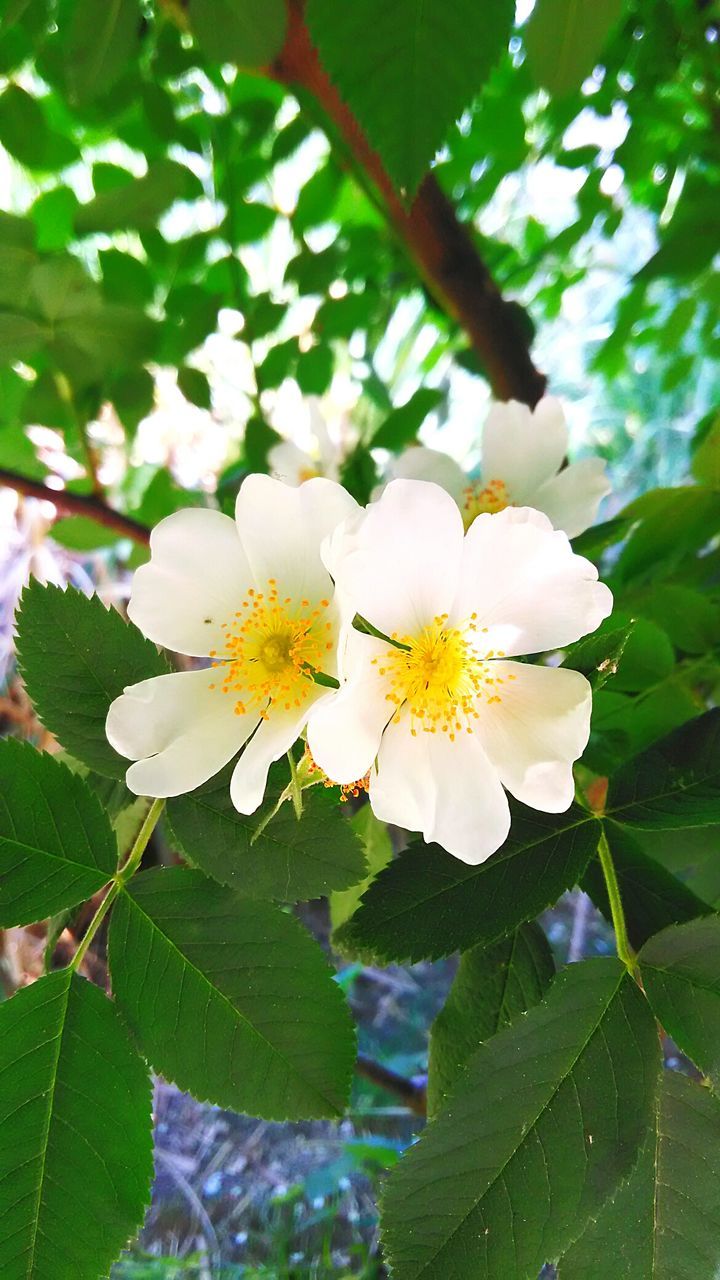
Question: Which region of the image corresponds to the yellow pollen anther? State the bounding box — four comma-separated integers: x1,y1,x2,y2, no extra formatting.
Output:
461,477,512,529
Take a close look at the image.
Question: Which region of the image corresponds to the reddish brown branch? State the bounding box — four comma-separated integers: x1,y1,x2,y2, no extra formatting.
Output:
356,1052,427,1117
271,1,546,407
0,468,150,546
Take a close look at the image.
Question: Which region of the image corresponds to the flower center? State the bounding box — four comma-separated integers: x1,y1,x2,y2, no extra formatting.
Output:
461,477,511,529
208,579,333,719
373,616,509,740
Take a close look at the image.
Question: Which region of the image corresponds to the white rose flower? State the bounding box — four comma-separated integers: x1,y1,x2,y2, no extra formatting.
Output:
106,475,358,812
307,479,613,865
388,396,610,538
268,399,343,485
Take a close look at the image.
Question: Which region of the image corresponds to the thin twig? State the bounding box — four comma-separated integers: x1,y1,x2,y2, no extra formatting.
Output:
0,468,150,545
356,1053,427,1117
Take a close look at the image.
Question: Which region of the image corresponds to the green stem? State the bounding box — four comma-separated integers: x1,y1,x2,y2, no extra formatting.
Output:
69,798,164,974
597,825,638,976
353,614,411,651
287,752,303,820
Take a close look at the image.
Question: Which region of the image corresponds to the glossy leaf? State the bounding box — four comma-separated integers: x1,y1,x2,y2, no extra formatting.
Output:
15,581,170,778
640,916,720,1086
166,763,367,902
606,710,720,829
382,959,660,1279
109,867,356,1119
0,738,117,926
0,969,153,1280
427,923,554,1115
335,803,600,963
560,1071,720,1279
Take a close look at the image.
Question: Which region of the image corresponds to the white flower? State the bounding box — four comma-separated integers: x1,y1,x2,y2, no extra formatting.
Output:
268,399,343,485
106,475,358,812
307,480,613,865
388,396,610,538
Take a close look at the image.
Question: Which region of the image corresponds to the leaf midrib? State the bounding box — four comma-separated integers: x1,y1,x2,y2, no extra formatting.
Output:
0,833,111,881
25,973,71,1277
122,890,340,1114
413,968,628,1276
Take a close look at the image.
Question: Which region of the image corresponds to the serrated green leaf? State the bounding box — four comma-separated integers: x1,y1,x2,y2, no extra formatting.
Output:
0,739,117,926
189,0,287,68
109,866,356,1118
330,805,392,931
59,0,141,104
525,0,625,98
16,581,170,778
582,821,711,950
335,803,599,964
382,958,660,1280
166,763,367,902
0,969,153,1280
427,923,554,1115
561,618,636,690
307,0,514,198
560,1072,720,1279
640,917,720,1086
605,709,720,829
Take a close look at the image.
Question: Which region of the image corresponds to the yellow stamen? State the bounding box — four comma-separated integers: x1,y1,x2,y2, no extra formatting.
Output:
461,477,511,529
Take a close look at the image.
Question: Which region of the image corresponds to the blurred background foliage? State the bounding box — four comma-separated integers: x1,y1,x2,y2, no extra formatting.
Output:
1,0,720,1274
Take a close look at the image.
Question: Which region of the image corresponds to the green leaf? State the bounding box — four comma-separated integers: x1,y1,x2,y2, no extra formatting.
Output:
0,85,78,170
166,762,367,902
50,514,121,549
0,969,153,1280
335,803,600,964
30,187,79,252
0,739,117,927
525,0,625,98
561,619,636,690
691,410,720,490
307,0,514,198
371,387,444,450
109,867,356,1118
582,821,711,950
0,309,47,361
330,805,392,931
640,917,720,1086
59,0,141,104
615,486,720,583
638,584,720,655
427,923,554,1115
189,0,287,68
16,581,170,778
560,1072,720,1279
382,958,660,1280
74,159,202,235
605,710,720,830
177,364,211,409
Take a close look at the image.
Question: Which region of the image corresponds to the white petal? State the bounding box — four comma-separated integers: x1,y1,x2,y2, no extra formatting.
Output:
387,447,467,503
106,666,257,797
530,456,611,538
268,440,319,485
481,396,568,503
229,704,309,815
327,479,464,637
369,714,510,865
235,473,358,602
306,633,391,783
456,506,613,656
128,509,252,656
475,662,591,811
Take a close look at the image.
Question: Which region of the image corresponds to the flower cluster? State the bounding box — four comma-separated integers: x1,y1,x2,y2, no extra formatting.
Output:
107,401,613,866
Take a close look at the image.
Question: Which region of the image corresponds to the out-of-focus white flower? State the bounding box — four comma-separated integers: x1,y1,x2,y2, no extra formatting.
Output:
106,475,358,812
307,479,612,866
388,396,610,538
268,399,344,485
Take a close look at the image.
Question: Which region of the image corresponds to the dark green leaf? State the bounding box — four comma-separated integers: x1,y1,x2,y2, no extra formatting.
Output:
335,803,600,964
560,1071,720,1280
59,0,141,104
109,867,356,1118
0,85,78,170
177,365,211,408
189,0,287,68
0,969,153,1279
561,619,636,691
606,710,720,830
16,581,170,778
427,923,554,1115
582,821,711,950
382,959,660,1280
371,387,444,451
166,762,367,901
307,0,514,197
525,0,625,97
75,159,202,235
0,739,117,926
640,917,720,1085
